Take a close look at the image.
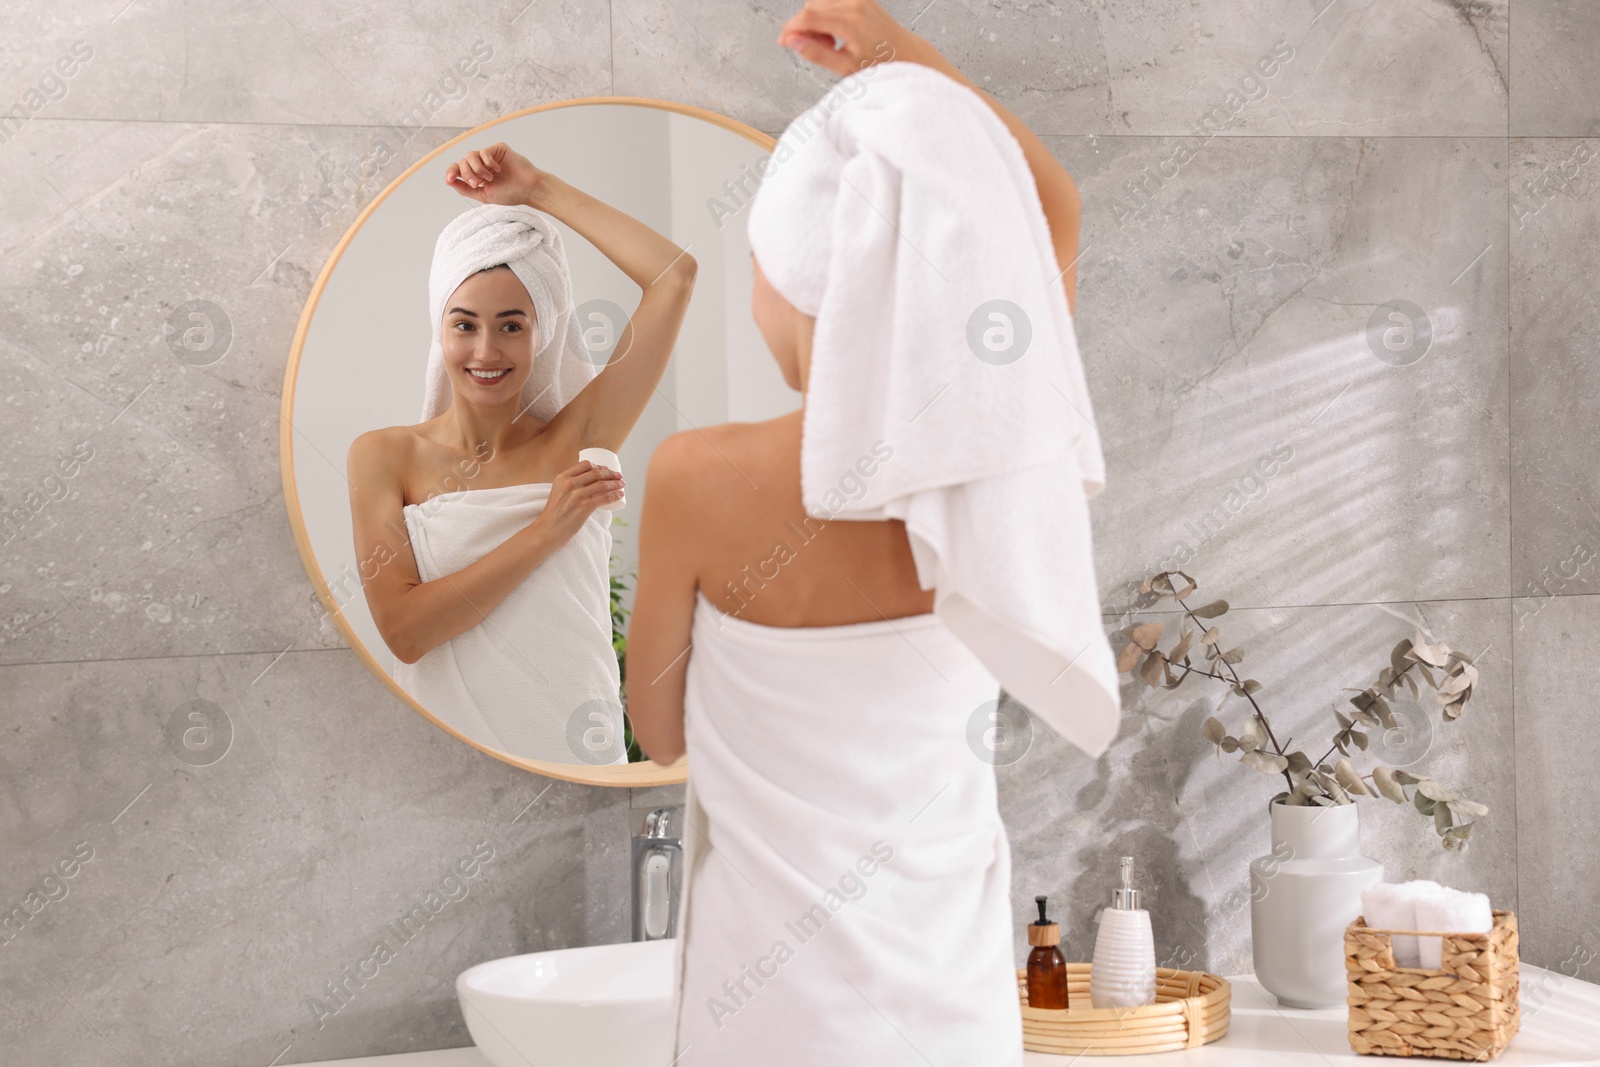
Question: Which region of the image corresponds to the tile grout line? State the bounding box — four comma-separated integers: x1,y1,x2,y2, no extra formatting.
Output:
1504,46,1522,924
5,588,1600,672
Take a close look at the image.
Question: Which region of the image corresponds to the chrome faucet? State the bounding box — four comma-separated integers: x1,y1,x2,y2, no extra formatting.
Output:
632,807,682,941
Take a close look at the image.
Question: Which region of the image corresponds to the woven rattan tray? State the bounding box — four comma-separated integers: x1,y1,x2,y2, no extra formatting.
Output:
1016,964,1231,1056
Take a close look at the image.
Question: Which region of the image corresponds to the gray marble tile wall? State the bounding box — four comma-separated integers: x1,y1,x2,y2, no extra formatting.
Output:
1,0,1594,1062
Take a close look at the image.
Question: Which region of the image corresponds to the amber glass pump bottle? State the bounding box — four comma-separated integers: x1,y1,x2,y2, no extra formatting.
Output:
1026,894,1069,1009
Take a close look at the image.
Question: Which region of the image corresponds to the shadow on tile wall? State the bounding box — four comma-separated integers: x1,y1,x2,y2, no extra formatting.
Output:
2,0,1597,1062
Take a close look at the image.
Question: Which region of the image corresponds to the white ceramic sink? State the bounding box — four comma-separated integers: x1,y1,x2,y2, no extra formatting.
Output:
455,939,676,1067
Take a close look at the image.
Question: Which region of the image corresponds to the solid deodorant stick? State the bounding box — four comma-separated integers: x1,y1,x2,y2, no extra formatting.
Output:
578,447,625,511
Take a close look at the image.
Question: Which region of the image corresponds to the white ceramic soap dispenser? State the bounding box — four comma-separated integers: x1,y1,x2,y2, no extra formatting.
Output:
1090,856,1157,1009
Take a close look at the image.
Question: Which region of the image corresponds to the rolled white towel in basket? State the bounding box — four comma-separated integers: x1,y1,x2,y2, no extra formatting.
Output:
1361,880,1493,969
1415,886,1494,969
1362,881,1438,968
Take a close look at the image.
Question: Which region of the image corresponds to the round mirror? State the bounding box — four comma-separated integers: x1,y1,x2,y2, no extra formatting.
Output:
281,98,787,785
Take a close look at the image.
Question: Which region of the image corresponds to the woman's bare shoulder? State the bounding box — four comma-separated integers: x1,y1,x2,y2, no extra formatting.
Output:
350,423,422,449
645,414,797,500
347,425,419,489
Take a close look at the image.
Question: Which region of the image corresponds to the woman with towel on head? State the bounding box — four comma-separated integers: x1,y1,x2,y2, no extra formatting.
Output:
348,143,696,765
625,1,1121,1063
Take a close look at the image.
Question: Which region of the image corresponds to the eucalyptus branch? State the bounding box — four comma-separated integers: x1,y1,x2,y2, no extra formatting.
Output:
1172,593,1297,794
1143,650,1230,685
1311,658,1422,771
1173,592,1289,760
1113,570,1486,850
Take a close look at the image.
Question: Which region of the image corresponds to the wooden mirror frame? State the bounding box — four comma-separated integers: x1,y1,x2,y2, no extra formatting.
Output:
280,96,776,786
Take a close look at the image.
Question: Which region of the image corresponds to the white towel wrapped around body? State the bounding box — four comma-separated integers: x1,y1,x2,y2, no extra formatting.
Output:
391,483,625,765
1361,880,1493,969
745,61,1121,759
420,203,599,424
671,591,1022,1064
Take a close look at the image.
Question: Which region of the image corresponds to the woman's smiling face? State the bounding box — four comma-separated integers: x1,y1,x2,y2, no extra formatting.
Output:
441,265,539,405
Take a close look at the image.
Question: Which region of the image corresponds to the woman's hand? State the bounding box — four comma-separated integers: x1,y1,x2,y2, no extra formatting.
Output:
533,461,624,545
444,142,548,207
776,0,931,78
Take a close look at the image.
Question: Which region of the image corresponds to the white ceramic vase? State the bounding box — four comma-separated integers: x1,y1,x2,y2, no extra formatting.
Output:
1250,799,1383,1009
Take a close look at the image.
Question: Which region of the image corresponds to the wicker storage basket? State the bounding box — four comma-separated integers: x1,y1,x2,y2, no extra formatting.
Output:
1345,909,1520,1060
1015,964,1230,1056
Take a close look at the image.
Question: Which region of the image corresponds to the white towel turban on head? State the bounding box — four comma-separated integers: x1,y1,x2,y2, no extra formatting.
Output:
744,60,1122,759
420,202,599,424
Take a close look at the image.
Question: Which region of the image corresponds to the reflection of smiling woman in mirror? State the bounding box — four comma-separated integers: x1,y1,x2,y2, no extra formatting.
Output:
346,142,696,763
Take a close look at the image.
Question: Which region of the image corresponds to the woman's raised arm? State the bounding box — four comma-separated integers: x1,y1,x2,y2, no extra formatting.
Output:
446,144,697,450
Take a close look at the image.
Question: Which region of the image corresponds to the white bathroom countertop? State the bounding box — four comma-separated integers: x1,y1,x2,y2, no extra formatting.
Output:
1024,964,1600,1067
298,964,1600,1067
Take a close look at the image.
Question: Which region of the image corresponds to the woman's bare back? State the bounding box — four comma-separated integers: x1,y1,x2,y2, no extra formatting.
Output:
686,409,934,627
